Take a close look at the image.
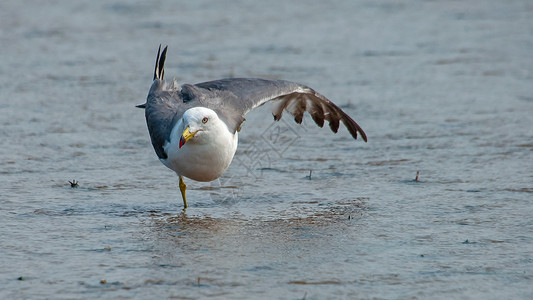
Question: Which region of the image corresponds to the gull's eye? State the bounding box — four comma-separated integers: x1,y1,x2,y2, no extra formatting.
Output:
202,117,208,124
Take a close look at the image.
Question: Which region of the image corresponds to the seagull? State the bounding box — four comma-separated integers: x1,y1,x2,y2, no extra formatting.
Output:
137,45,367,209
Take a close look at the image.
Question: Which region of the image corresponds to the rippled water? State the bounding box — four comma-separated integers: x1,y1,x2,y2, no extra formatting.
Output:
1,0,532,299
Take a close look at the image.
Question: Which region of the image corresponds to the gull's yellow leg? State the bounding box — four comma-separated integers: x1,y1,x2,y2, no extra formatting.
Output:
179,175,188,209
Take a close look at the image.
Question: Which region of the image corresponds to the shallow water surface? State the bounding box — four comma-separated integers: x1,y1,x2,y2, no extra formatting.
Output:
1,0,532,299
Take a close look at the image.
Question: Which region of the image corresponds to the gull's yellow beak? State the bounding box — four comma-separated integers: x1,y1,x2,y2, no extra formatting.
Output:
179,126,198,149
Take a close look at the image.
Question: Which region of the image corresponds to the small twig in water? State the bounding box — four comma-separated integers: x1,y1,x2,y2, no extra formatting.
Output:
414,171,420,182
69,180,79,188
306,170,312,180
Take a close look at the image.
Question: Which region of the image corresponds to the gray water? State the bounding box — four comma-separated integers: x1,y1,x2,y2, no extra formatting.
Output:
1,0,532,299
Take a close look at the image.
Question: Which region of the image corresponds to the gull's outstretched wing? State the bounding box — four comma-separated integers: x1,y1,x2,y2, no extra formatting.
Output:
139,46,367,160
191,78,367,142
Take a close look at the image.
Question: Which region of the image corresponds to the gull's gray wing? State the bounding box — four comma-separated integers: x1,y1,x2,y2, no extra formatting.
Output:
140,46,367,160
192,78,367,142
141,46,195,160
144,80,195,159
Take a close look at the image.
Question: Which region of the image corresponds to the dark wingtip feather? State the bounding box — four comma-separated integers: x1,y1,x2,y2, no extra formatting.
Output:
159,46,167,80
328,118,340,133
153,44,161,81
341,116,368,142
360,129,368,142
153,44,168,81
350,118,368,142
291,98,306,125
309,101,325,128
311,114,324,127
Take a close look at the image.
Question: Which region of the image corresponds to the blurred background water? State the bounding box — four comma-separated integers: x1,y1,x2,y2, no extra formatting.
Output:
1,0,532,299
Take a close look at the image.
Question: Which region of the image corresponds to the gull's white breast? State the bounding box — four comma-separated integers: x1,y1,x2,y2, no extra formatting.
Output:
161,118,238,182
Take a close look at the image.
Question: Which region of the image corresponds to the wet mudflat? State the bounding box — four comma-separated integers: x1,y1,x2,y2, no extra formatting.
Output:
1,0,532,299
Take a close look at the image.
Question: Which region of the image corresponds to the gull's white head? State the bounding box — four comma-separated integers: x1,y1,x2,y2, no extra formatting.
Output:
179,107,226,148
164,106,238,182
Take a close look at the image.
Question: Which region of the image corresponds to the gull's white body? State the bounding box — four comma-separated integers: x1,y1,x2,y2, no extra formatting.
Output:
161,107,238,182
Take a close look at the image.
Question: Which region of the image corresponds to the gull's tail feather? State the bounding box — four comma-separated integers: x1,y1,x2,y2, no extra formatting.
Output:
154,44,168,81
